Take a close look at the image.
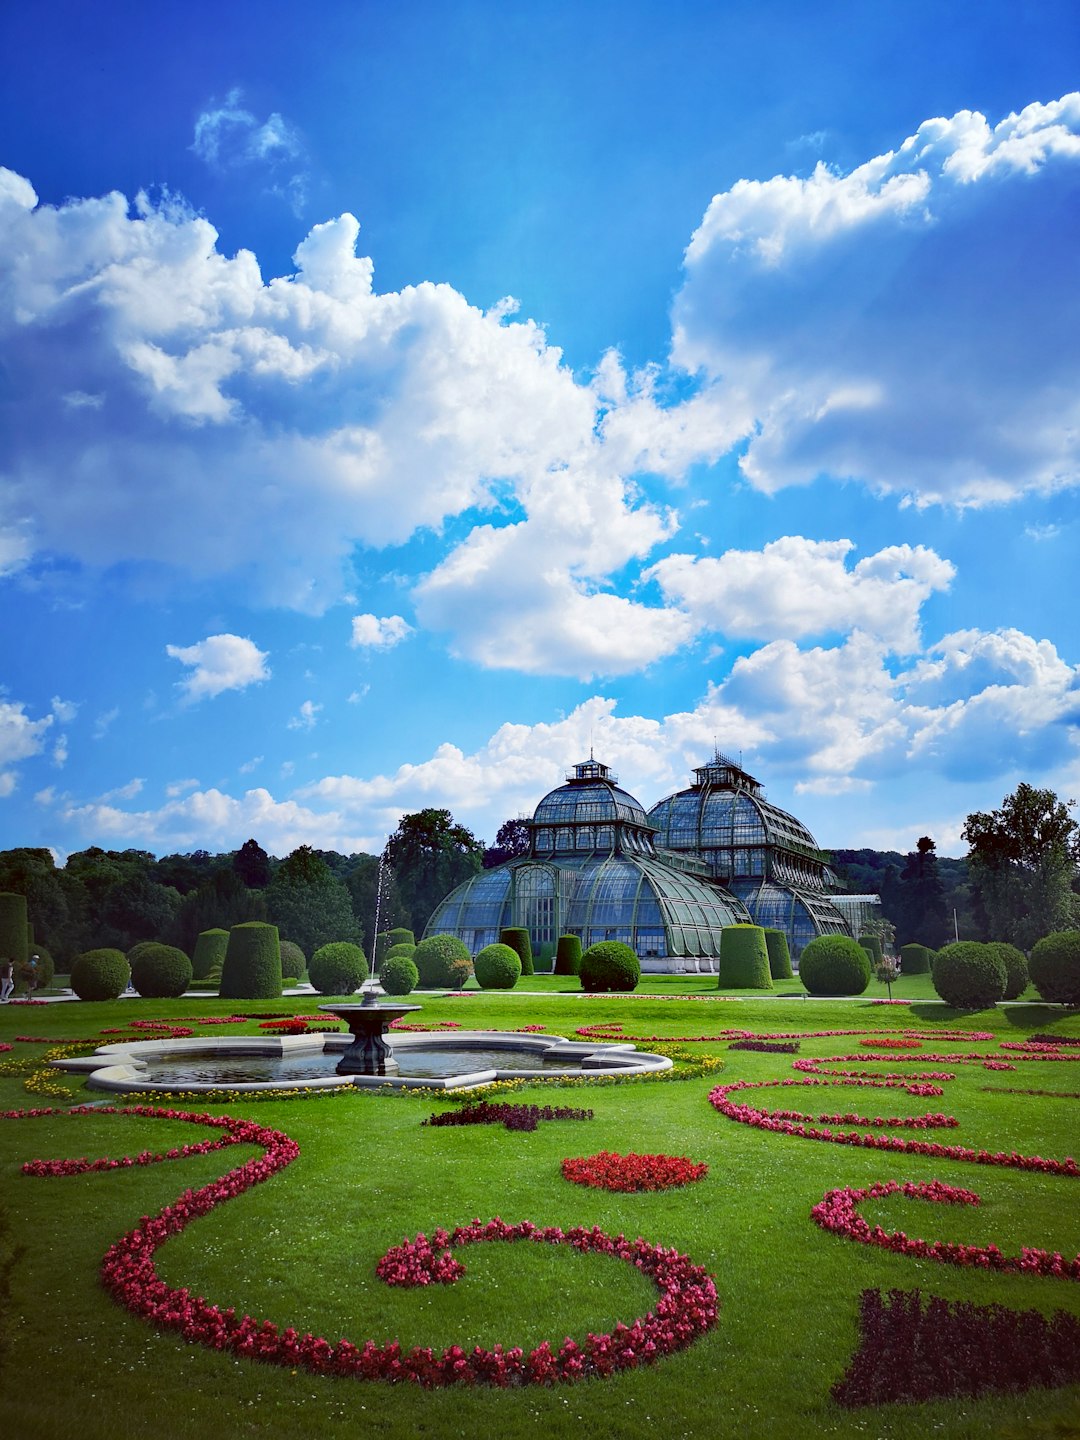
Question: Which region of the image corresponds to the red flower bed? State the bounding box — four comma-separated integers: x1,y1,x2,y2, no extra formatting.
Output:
561,1151,708,1192
833,1287,1080,1407
859,1037,921,1050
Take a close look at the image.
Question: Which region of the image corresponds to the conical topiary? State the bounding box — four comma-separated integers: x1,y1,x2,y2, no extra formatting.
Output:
762,927,793,980
220,922,282,1000
717,925,773,989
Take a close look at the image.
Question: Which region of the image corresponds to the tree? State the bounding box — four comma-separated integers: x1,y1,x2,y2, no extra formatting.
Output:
233,838,272,889
265,845,361,955
483,817,531,869
98,874,182,950
0,848,73,958
170,869,267,954
385,809,484,935
894,837,950,948
346,854,408,955
963,783,1079,949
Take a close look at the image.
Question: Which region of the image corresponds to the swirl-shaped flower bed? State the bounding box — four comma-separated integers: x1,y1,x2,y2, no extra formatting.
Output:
561,1150,708,1192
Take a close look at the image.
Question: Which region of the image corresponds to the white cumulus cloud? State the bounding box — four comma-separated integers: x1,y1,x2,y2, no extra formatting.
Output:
166,634,270,701
350,613,412,650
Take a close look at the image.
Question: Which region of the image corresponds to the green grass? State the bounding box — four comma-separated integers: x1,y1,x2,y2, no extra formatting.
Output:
1,988,1078,1439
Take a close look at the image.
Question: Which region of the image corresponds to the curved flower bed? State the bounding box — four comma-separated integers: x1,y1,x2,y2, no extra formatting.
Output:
811,1179,1080,1280
8,1105,717,1386
424,1101,593,1133
561,1151,708,1192
859,1037,922,1050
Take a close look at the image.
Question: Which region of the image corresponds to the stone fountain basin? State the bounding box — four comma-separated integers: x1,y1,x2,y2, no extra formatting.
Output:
50,1030,673,1093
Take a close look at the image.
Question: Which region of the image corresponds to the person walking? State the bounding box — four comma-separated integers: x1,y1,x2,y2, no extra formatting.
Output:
0,955,13,1003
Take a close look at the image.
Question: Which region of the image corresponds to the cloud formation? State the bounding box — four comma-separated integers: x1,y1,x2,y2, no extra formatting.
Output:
166,633,270,700
350,613,412,650
191,88,308,211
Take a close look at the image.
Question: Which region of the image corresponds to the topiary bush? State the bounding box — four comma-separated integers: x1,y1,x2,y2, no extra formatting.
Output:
220,923,282,1000
579,940,640,993
1028,930,1080,1006
555,933,583,976
859,933,884,966
71,948,130,1001
763,928,793,980
985,941,1029,1001
717,925,773,989
380,953,418,996
474,942,522,989
126,940,163,968
413,933,472,988
192,928,229,981
900,943,931,975
385,943,416,962
0,892,28,972
308,942,368,995
798,935,872,996
130,943,193,998
279,940,307,982
931,941,1006,1010
499,927,534,977
386,927,415,950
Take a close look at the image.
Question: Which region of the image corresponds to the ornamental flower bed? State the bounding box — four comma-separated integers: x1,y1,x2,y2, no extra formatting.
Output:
728,1039,800,1054
561,1151,708,1192
832,1286,1080,1407
424,1101,593,1133
859,1037,922,1050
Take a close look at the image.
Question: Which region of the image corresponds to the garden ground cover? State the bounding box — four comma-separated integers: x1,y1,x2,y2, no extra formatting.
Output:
1,989,1078,1439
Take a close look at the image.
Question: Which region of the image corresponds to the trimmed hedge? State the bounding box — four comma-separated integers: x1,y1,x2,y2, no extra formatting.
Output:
380,954,419,996
798,935,872,996
858,933,883,966
0,892,28,971
900,943,932,975
932,941,1006,1010
555,934,583,976
718,925,773,989
985,941,1029,1001
279,940,307,981
385,943,416,962
71,948,130,1001
130,943,192,998
386,927,415,950
308,942,368,995
474,942,521,990
220,923,282,1000
1028,930,1080,1006
413,933,472,989
192,928,229,981
763,927,793,980
580,940,640,993
500,927,534,977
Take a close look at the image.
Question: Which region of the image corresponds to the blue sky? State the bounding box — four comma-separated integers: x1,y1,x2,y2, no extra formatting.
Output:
1,0,1079,862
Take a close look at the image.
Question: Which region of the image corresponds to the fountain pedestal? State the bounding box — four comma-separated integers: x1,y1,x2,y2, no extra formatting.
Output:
320,996,421,1075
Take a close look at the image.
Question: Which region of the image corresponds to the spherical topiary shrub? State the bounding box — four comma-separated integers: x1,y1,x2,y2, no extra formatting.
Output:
555,934,583,976
474,942,522,990
859,933,884,966
0,891,29,971
580,940,640,993
192,928,229,981
308,942,368,995
900,943,931,975
763,927,793,980
1028,930,1080,1007
220,923,282,1000
386,927,415,950
279,940,307,982
71,948,130,1001
717,925,773,989
380,954,418,996
130,943,193,999
126,940,163,968
985,942,1029,1001
413,933,472,989
932,941,1006,1010
798,935,872,996
499,927,534,977
385,943,416,962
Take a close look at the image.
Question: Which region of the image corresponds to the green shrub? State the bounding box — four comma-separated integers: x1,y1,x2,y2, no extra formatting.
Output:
71,948,130,1001
1028,930,1080,1006
126,940,163,967
499,927,534,977
192,928,229,981
279,940,307,981
446,955,473,989
984,942,1029,1001
308,942,368,995
130,943,192,998
798,935,872,996
580,940,640,993
0,892,29,972
535,941,555,973
380,954,418,996
718,925,773,989
474,942,521,989
386,927,415,950
899,943,931,975
858,933,884,966
220,922,282,1000
763,928,793,980
932,941,1006,1010
555,934,583,976
413,933,472,988
385,943,416,962
18,946,55,994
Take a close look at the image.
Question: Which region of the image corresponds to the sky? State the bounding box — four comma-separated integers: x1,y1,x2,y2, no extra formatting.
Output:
1,0,1079,863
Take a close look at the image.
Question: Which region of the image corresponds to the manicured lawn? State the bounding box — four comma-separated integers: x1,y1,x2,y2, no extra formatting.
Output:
1,988,1078,1439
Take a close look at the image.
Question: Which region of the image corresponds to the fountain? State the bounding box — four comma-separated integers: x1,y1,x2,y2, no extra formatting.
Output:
320,991,420,1075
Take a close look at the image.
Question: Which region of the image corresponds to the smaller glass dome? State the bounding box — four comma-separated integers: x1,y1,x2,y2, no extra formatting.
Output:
532,759,650,831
